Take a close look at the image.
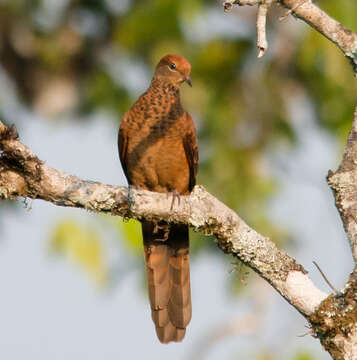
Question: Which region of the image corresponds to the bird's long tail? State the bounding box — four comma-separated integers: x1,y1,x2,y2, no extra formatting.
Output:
142,220,192,343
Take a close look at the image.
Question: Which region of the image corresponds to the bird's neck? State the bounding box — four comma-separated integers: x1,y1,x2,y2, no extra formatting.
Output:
144,77,184,119
150,77,181,100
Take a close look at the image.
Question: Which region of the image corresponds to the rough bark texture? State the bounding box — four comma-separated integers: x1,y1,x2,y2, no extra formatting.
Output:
309,271,357,360
328,106,357,263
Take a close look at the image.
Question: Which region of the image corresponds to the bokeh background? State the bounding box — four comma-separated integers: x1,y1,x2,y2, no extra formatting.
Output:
1,0,357,359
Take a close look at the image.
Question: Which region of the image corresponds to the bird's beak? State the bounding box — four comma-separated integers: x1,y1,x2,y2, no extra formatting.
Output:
184,75,192,87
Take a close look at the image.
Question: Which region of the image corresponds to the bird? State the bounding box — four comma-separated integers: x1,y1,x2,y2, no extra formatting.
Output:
118,54,198,343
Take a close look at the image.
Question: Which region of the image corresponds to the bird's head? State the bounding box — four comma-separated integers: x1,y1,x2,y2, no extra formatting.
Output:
154,54,192,87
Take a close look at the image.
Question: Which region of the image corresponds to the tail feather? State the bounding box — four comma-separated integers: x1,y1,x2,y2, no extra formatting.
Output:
151,308,170,327
142,221,191,343
169,254,191,328
155,323,186,343
145,243,172,309
175,328,186,342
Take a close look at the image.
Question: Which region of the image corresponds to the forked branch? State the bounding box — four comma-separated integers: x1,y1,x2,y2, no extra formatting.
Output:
223,0,357,73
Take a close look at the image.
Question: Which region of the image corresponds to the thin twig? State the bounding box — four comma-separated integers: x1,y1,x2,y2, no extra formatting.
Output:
223,0,259,12
223,0,274,57
279,0,309,21
313,261,339,295
257,0,273,58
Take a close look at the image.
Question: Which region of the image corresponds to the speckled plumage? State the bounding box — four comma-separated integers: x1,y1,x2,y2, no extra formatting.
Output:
118,55,198,343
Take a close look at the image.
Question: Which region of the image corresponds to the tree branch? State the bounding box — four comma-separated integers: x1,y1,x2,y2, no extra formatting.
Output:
221,2,357,355
328,106,357,264
0,119,327,318
280,0,357,73
223,0,357,73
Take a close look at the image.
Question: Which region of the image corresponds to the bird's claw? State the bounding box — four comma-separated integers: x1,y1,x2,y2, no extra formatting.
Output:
167,190,181,211
153,221,170,242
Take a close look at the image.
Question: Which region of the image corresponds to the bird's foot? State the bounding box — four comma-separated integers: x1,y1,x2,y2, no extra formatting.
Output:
153,221,170,242
167,190,181,211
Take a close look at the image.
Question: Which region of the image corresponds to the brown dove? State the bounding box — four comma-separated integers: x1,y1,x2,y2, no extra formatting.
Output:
118,54,198,343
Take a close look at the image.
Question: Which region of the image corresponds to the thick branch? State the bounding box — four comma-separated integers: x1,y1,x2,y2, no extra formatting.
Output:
0,119,327,318
279,0,357,73
328,106,357,263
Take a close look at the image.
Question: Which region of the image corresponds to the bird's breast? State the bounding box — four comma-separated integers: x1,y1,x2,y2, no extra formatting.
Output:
126,120,189,194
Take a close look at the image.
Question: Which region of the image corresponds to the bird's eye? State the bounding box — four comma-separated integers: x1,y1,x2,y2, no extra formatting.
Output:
169,63,176,70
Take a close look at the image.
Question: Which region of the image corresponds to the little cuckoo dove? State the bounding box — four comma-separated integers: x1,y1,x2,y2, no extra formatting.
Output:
118,54,198,343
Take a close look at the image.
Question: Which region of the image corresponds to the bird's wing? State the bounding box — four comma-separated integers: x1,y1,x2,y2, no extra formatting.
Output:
182,112,199,192
118,112,130,181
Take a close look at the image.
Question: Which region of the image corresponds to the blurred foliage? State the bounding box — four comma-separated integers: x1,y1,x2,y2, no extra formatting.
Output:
236,350,316,359
50,219,107,286
234,349,316,360
115,218,142,256
0,0,356,291
297,18,357,141
291,351,315,360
